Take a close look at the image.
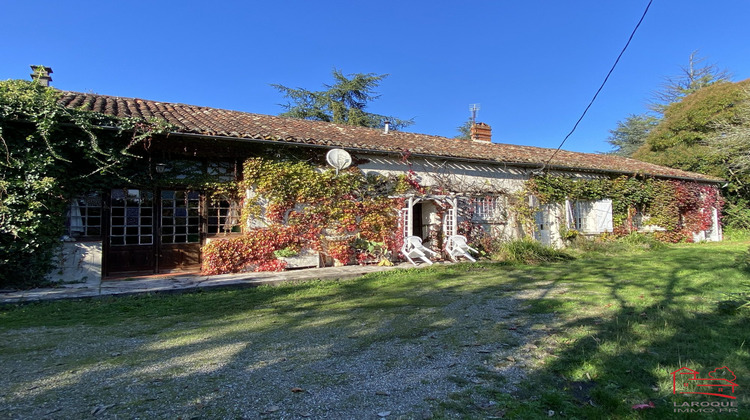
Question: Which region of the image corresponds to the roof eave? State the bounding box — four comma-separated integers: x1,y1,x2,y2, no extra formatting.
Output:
166,131,724,184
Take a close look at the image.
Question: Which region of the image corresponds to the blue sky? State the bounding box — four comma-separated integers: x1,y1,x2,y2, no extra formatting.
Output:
2,1,749,153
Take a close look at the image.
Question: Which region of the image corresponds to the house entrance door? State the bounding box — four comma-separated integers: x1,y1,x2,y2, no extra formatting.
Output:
158,190,201,271
106,188,202,276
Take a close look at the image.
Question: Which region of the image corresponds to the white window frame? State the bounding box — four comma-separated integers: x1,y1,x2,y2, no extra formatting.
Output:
472,196,504,223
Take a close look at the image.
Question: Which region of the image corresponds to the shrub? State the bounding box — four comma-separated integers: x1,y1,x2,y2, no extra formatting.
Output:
723,199,750,230
273,247,300,258
617,232,666,250
724,227,750,242
494,239,573,264
568,232,665,255
201,226,299,275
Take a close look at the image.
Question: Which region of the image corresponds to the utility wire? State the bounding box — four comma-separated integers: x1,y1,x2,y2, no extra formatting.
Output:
542,0,653,170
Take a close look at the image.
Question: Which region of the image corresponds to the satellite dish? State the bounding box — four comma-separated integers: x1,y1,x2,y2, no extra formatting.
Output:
326,149,352,174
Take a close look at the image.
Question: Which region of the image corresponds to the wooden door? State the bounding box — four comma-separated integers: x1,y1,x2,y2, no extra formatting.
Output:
107,189,156,274
158,190,201,271
106,188,202,276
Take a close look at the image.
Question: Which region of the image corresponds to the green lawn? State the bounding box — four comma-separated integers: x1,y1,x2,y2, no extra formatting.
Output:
442,241,750,419
1,240,748,419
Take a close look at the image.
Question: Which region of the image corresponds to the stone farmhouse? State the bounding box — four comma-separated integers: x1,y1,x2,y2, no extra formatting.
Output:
45,77,722,282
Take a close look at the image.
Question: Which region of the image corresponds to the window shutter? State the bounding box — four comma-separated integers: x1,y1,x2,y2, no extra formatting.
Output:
590,199,613,233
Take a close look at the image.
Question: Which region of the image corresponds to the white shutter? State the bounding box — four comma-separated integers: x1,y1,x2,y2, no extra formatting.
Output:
711,207,721,241
565,200,573,229
590,199,613,233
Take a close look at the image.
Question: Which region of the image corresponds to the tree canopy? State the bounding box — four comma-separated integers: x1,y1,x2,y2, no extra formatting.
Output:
634,79,750,175
634,79,750,228
606,113,658,157
454,118,473,140
650,50,731,114
272,69,413,130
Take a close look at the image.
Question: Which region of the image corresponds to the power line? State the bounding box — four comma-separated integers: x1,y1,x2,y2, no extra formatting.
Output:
542,0,653,170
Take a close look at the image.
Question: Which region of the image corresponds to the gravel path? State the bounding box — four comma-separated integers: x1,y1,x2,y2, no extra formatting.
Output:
0,286,560,419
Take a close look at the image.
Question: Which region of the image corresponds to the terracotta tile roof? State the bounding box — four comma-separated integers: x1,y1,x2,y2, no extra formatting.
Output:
58,91,722,183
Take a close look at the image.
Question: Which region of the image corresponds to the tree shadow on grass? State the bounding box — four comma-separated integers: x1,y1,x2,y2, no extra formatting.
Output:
0,263,548,418
1,245,748,418
440,245,749,419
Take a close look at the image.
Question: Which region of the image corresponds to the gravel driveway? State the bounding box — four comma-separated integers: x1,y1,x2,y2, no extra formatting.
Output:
0,280,559,419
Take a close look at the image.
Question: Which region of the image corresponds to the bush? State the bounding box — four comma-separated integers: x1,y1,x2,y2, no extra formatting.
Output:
201,226,298,274
568,232,665,255
724,227,750,242
494,239,573,264
723,199,750,230
617,232,666,250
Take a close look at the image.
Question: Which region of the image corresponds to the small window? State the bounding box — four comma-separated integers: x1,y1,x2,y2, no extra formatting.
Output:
568,201,593,231
65,192,103,239
472,196,504,222
207,199,241,235
567,199,613,234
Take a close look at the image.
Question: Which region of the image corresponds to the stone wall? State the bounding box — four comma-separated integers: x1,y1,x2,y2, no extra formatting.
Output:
46,241,102,284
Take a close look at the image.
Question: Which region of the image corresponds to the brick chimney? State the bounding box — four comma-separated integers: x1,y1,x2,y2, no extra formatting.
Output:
470,122,492,142
30,65,53,87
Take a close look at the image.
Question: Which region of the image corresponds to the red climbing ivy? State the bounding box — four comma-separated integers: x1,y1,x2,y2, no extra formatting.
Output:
201,158,405,274
528,175,724,242
201,225,297,274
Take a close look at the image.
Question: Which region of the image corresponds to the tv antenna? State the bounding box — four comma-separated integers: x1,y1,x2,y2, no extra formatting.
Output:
469,104,480,124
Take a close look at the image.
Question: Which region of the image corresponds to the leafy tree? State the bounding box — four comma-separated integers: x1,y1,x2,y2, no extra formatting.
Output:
635,80,750,174
650,50,731,114
455,118,473,140
708,87,750,180
707,87,750,228
635,79,750,228
606,113,659,157
272,69,413,130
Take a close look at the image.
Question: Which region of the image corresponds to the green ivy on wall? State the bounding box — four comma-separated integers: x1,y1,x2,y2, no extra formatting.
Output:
527,174,724,241
0,80,172,287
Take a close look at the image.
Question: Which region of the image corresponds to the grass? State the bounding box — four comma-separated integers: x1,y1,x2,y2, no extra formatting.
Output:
1,238,749,418
443,240,750,419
